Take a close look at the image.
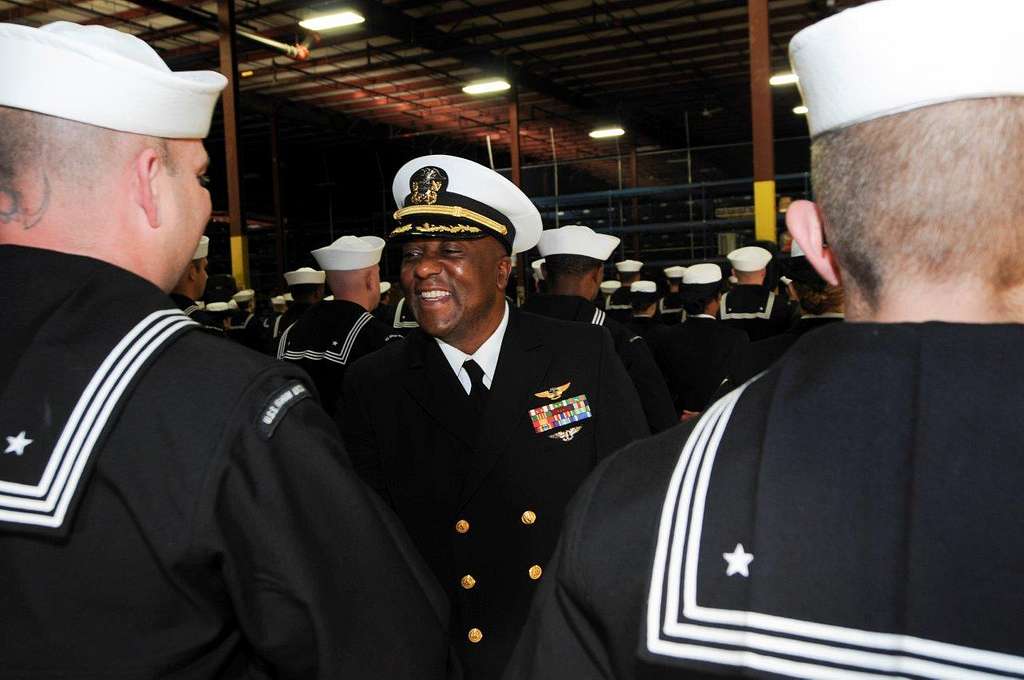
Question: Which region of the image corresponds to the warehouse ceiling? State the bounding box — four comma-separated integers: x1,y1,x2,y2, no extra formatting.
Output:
2,0,870,163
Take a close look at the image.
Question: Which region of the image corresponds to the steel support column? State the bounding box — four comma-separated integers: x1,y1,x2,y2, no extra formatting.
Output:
748,0,776,243
218,0,248,287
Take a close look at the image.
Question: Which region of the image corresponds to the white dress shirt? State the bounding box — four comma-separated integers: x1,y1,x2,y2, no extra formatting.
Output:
436,302,510,395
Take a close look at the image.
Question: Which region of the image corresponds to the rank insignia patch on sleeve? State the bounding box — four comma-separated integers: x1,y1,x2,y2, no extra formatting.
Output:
528,394,592,434
257,380,311,439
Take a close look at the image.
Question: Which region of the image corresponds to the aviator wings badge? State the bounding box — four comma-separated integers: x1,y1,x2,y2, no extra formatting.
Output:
534,382,570,400
549,426,583,442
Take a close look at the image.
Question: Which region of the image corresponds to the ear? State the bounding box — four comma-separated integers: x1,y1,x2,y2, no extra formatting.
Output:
786,200,841,287
497,255,512,289
131,147,163,229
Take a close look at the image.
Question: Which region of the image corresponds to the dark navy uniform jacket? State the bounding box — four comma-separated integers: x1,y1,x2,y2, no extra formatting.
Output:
278,298,399,418
0,246,453,680
750,313,844,373
605,286,633,323
522,294,677,433
719,284,794,341
505,321,1024,680
342,308,648,680
170,292,223,335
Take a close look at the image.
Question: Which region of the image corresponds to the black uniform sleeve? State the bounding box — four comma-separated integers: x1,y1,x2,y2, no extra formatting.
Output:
190,368,451,679
595,328,650,454
502,457,616,680
338,359,391,501
619,335,679,432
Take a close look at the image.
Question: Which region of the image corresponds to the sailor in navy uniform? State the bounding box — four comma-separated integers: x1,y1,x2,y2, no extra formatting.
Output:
651,263,751,417
169,235,223,334
719,246,792,341
522,224,677,433
605,259,642,321
372,280,396,322
625,280,670,348
278,235,400,418
751,240,844,373
599,279,621,311
658,265,686,324
226,288,260,349
504,2,1024,677
274,267,324,341
342,155,648,680
0,21,451,679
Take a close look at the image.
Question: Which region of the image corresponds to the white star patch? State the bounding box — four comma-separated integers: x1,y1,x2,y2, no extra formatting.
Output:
723,543,754,577
4,431,33,456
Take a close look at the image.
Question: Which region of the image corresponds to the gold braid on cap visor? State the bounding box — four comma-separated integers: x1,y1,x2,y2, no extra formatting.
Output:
391,204,509,237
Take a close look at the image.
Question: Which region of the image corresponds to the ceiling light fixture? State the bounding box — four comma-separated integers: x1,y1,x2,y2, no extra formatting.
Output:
299,9,365,31
770,72,799,86
793,105,809,115
589,127,625,139
462,79,512,95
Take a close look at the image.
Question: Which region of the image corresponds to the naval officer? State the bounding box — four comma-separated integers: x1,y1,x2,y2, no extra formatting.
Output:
0,21,452,678
342,154,647,679
278,235,400,418
522,224,677,433
505,1,1024,677
720,245,792,340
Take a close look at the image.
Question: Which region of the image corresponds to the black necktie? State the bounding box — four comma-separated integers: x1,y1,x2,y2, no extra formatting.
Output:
463,359,489,413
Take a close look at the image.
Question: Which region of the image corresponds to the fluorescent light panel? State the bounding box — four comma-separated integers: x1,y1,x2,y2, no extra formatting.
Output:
793,105,809,115
770,72,799,86
299,10,365,30
462,79,511,95
589,127,625,139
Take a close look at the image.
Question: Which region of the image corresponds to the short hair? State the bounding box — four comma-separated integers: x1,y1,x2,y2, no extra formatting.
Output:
289,283,322,302
543,254,603,283
812,97,1024,308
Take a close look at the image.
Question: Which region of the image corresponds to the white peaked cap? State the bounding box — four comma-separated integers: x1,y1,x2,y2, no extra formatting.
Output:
380,281,392,295
664,266,687,279
192,235,210,260
790,0,1024,138
531,258,546,281
205,301,231,313
615,259,643,273
684,263,723,285
231,289,254,303
284,267,326,286
600,280,622,294
537,224,620,260
727,246,772,272
391,155,542,254
791,240,806,258
0,22,226,138
630,280,657,294
311,235,385,271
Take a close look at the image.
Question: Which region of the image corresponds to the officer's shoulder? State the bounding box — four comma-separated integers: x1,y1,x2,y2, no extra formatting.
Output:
518,309,610,343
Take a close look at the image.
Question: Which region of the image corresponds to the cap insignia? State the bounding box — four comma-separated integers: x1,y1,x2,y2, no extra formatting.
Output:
409,166,448,205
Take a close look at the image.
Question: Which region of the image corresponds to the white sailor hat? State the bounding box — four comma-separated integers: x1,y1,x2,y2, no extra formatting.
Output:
727,246,772,272
537,224,620,261
323,295,335,301
283,293,294,302
790,240,805,258
664,265,687,279
284,267,325,286
390,154,542,254
531,258,546,281
205,301,231,314
231,289,254,303
683,263,723,285
728,275,739,285
380,281,392,295
271,295,286,306
615,259,643,273
227,299,239,311
600,280,622,294
629,280,657,294
192,235,209,260
311,235,385,272
790,0,1024,138
0,22,226,139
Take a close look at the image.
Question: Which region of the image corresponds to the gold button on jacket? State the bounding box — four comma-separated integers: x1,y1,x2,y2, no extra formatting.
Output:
521,510,537,525
455,519,470,534
460,574,476,590
468,628,483,644
528,564,543,580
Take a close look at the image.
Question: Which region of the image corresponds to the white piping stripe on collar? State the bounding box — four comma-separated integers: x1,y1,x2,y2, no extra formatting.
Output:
182,304,199,317
719,291,776,320
646,380,1024,678
591,308,606,326
276,321,297,359
0,310,195,528
606,303,631,310
393,298,419,329
280,312,373,365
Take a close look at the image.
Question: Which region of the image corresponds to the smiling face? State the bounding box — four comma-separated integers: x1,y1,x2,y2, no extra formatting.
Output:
400,237,511,352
